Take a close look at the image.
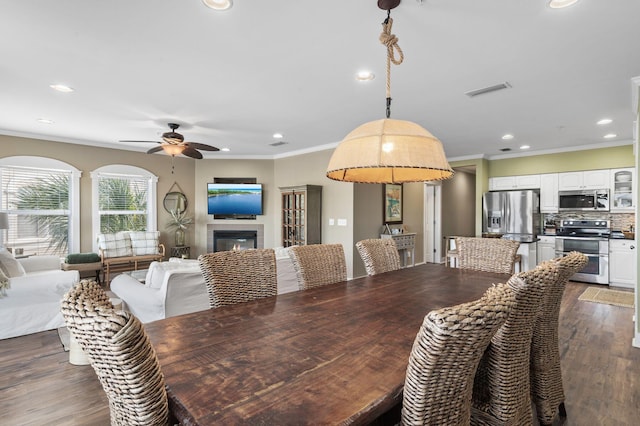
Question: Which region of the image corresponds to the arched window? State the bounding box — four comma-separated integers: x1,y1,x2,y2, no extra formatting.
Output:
91,165,158,252
0,156,81,256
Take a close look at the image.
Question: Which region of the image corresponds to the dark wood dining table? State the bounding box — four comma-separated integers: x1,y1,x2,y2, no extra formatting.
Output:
144,263,510,425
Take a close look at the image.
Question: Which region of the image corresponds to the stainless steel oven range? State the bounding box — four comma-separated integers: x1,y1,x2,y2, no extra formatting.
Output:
555,219,609,285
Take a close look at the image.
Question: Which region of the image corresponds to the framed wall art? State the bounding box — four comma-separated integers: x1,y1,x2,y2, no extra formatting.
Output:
383,183,403,224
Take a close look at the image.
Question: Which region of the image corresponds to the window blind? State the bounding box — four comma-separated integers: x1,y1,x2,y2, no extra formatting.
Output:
0,165,71,256
97,174,149,233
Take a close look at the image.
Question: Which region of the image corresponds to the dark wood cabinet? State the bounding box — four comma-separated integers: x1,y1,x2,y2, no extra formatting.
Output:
280,185,322,247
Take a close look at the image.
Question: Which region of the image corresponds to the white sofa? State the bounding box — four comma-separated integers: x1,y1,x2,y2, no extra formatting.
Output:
0,254,80,340
110,248,299,323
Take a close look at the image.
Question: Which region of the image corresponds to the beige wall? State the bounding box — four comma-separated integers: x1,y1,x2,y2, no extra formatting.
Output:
489,145,634,177
449,158,490,235
0,135,196,253
441,170,476,253
403,182,425,266
353,184,383,277
275,150,355,277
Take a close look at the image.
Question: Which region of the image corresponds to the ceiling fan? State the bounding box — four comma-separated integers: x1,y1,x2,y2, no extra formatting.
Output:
120,123,220,159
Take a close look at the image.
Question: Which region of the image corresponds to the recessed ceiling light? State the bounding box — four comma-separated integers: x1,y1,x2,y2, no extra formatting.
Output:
49,84,74,93
356,70,375,81
501,134,514,140
520,145,530,150
221,147,230,152
37,118,54,124
548,0,580,8
604,133,617,139
597,118,612,125
202,0,232,10
273,133,283,139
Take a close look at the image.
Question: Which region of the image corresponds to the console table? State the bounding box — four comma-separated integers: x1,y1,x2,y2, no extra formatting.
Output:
380,232,416,267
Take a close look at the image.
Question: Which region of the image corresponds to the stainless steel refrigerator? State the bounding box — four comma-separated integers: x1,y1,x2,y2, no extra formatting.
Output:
482,190,540,242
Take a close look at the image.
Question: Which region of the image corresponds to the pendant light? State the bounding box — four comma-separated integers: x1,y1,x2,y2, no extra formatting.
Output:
326,0,453,184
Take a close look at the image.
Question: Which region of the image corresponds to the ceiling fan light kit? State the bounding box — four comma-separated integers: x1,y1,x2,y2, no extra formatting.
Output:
162,144,186,156
326,0,453,184
548,0,580,9
202,0,233,11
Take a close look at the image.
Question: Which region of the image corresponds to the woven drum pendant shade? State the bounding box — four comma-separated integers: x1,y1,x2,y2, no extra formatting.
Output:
326,118,453,184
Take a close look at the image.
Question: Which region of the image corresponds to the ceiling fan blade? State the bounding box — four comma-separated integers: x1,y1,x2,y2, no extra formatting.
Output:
120,140,161,144
146,146,165,154
185,142,220,151
182,147,203,159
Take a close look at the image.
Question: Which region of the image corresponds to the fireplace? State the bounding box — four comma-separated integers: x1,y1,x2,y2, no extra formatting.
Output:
213,230,258,252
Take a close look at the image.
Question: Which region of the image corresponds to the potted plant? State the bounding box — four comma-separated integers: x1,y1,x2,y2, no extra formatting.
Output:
167,209,193,247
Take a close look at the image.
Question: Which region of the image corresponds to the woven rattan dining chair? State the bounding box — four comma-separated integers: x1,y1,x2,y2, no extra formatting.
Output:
356,238,402,276
470,261,560,426
60,280,169,426
401,283,515,425
198,248,277,308
456,237,521,274
288,244,347,290
530,251,588,425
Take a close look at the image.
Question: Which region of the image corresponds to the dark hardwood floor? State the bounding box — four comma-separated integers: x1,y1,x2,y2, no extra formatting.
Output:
1,280,638,425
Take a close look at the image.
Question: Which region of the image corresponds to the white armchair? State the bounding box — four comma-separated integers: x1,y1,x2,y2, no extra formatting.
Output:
110,259,209,323
0,254,79,339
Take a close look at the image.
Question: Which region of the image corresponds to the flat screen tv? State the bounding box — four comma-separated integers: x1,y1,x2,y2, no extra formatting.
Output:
207,183,263,217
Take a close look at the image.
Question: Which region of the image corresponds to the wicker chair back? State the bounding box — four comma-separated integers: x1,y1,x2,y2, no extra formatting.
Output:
60,280,169,426
530,251,588,425
356,238,402,276
198,248,277,308
471,261,560,425
288,244,347,290
456,237,520,274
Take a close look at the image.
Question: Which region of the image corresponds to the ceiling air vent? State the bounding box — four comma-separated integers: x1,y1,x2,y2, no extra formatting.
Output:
500,148,512,152
269,141,288,147
465,82,512,98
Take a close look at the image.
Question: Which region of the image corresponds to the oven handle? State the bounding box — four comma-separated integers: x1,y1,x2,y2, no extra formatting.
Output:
556,236,609,241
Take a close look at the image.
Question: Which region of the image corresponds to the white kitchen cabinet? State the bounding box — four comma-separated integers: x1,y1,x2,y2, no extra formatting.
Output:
610,168,635,212
516,242,538,272
609,239,636,288
537,236,556,264
489,174,540,191
539,173,559,213
558,170,610,191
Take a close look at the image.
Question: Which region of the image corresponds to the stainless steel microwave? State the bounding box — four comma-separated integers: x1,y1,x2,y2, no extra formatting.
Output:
558,189,609,211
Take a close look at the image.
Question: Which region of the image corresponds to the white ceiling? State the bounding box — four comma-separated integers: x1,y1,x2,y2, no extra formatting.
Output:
1,0,639,161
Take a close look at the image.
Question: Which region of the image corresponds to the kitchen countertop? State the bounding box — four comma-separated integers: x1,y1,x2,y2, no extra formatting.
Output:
501,234,539,243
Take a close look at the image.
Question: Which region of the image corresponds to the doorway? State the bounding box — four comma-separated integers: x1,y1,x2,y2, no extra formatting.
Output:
424,166,477,264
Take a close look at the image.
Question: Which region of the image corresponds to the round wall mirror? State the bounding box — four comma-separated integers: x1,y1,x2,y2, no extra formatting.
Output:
163,191,188,214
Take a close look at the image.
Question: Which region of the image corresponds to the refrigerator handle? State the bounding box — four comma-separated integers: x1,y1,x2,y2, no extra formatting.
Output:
503,192,510,233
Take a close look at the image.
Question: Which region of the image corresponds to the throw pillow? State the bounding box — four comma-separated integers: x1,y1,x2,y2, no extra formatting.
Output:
97,232,133,258
129,231,160,256
0,248,26,278
145,261,163,289
146,261,199,289
0,267,9,296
